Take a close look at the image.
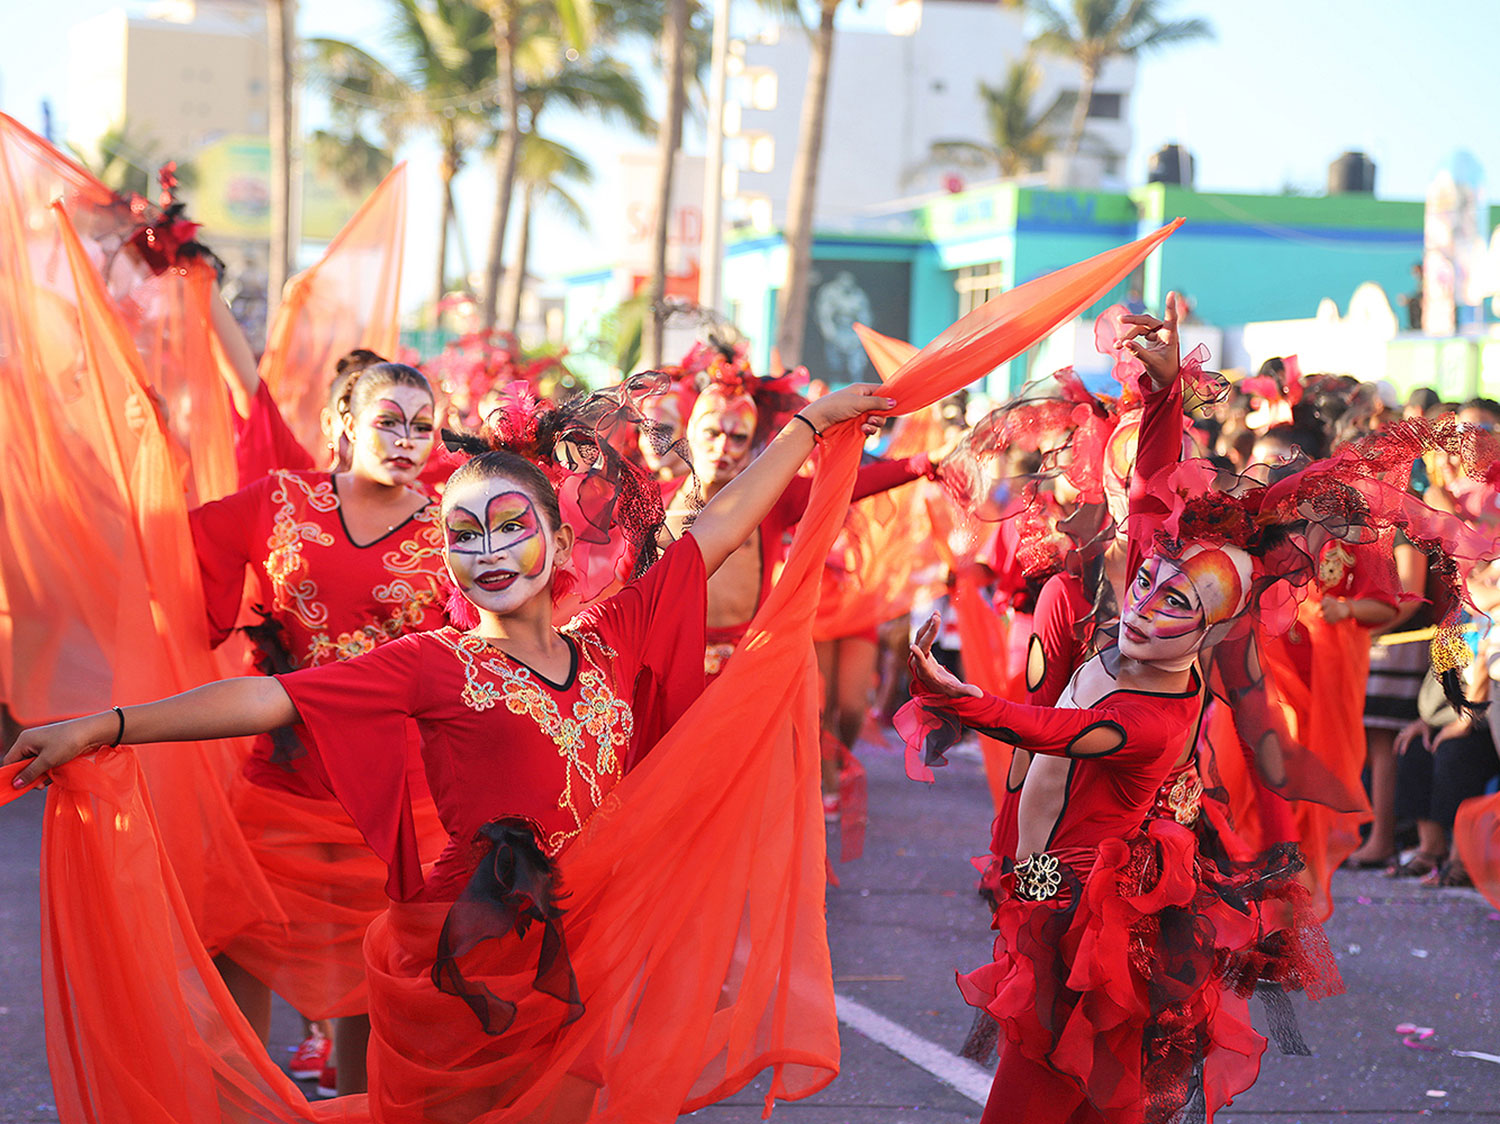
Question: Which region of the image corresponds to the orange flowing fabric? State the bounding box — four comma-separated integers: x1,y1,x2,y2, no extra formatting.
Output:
0,114,279,951
11,222,1180,1124
1454,792,1500,911
813,326,937,642
261,164,407,456
1259,607,1374,921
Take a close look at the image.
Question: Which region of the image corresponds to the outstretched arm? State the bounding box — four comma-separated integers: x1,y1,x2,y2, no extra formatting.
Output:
5,677,297,788
688,384,895,575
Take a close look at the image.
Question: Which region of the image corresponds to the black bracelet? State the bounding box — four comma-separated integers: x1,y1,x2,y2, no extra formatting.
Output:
109,705,125,748
790,412,822,442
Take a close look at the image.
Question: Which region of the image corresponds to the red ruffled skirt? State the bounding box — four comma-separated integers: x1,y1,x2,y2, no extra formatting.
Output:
959,808,1341,1124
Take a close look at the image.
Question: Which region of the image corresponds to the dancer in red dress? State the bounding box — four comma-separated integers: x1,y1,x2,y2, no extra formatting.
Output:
189,360,451,1092
8,382,892,1122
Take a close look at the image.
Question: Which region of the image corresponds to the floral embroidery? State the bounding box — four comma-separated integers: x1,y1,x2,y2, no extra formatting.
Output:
265,472,337,631
435,628,633,852
1013,852,1063,902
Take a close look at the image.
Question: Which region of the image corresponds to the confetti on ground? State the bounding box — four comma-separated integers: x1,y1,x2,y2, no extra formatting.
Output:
1426,1089,1448,1098
1410,948,1430,958
1396,1023,1438,1050
1356,896,1373,905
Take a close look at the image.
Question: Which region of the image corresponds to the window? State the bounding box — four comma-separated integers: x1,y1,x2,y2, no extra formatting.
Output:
954,263,1005,317
1087,92,1122,120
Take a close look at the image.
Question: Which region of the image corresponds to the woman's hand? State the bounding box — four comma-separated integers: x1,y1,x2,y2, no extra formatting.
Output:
799,384,895,438
5,713,118,788
1118,292,1185,390
1320,596,1352,624
908,614,982,699
1393,719,1433,758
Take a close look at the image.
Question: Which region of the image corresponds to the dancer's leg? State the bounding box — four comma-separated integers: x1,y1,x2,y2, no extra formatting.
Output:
334,1014,370,1094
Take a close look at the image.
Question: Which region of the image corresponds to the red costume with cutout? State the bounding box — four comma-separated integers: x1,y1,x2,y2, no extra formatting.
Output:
901,363,1343,1124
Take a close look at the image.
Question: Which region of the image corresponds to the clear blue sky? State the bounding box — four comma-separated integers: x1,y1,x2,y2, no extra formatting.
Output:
4,0,1498,302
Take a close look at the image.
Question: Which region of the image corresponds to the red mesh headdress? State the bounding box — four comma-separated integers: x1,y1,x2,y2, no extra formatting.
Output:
440,378,679,623
1134,415,1500,711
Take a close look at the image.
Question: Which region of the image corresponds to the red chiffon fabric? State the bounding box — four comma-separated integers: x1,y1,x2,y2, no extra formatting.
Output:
260,163,407,456
10,223,1181,1123
0,114,279,951
1258,605,1375,920
1454,792,1500,911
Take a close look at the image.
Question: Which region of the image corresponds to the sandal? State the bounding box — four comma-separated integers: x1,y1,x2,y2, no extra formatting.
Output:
1420,860,1474,889
1385,851,1445,879
1342,853,1395,870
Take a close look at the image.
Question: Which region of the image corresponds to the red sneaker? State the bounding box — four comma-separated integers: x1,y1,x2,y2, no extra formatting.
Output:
288,1033,330,1079
822,792,841,822
315,1062,338,1099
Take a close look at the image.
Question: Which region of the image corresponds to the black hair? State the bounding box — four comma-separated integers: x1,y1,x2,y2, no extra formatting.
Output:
345,363,434,419
1406,386,1441,412
327,350,390,413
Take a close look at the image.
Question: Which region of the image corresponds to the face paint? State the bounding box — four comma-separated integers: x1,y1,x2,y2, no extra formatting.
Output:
686,393,757,485
1119,556,1208,671
348,385,435,485
1118,543,1252,671
443,477,555,616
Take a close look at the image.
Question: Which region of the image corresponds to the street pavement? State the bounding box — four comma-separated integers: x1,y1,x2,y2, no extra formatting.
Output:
2,730,1498,1123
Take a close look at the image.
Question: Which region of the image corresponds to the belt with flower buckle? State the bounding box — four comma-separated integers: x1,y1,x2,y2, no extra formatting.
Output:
1013,851,1063,902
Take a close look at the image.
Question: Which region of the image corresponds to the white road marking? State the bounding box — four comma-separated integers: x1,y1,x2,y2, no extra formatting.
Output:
834,991,992,1106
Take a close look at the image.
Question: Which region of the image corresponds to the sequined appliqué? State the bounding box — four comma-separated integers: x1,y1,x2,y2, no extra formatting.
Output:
436,628,632,851
1166,770,1204,826
1014,852,1063,902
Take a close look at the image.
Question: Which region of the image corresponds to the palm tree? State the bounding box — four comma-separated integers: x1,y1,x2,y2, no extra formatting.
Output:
308,128,396,197
502,134,592,331
639,0,689,368
502,55,651,333
267,0,296,320
478,0,595,331
771,0,840,371
1030,0,1212,164
921,56,1065,183
309,0,496,317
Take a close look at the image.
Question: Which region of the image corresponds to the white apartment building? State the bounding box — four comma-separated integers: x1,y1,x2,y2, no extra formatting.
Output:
724,0,1136,233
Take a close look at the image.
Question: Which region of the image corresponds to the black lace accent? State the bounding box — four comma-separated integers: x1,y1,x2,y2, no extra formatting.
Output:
431,818,582,1035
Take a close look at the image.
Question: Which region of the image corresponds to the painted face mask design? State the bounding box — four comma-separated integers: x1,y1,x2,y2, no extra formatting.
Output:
352,388,435,482
687,390,758,485
1119,543,1252,672
444,483,552,614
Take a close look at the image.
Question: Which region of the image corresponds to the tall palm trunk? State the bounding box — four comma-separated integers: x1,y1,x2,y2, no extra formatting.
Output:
641,0,688,369
434,145,459,320
773,0,837,371
480,0,521,330
1062,57,1098,163
503,183,534,334
267,0,296,320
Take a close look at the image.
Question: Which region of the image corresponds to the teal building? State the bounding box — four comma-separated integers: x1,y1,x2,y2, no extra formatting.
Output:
563,180,1441,395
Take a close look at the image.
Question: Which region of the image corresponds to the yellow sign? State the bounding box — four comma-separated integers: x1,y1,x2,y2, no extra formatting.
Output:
187,134,356,242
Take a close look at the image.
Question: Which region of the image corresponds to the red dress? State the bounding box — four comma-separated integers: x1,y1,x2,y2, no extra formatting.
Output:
275,535,708,902
275,536,708,1120
905,372,1342,1124
188,468,451,1017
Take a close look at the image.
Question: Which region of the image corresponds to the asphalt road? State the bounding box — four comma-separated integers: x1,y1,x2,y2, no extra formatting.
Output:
2,730,1497,1123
